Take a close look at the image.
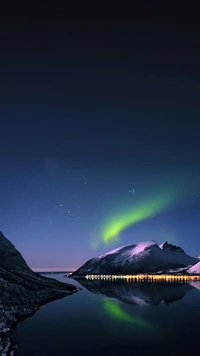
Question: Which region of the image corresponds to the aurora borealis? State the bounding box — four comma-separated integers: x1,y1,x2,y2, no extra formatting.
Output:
0,2,200,270
101,189,179,246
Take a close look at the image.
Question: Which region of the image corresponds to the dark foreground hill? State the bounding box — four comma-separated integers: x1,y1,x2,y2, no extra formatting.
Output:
0,231,79,353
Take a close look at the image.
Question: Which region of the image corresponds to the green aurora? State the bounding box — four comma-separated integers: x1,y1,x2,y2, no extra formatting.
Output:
100,188,179,247
104,298,152,329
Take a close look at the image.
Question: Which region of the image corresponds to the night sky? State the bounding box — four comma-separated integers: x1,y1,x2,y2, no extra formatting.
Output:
1,1,200,270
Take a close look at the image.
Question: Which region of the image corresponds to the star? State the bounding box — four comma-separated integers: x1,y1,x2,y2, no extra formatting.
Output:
128,189,135,194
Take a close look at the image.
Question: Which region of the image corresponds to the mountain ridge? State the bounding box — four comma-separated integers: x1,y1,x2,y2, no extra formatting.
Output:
71,240,198,276
0,231,32,274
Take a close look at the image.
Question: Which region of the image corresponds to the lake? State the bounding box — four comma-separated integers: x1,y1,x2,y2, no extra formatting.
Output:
9,273,200,356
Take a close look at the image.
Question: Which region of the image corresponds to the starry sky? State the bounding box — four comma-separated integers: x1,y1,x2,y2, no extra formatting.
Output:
0,1,200,269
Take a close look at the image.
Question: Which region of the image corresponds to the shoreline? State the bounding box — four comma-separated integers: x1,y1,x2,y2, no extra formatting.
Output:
0,287,79,336
0,268,80,336
0,288,79,356
70,274,200,281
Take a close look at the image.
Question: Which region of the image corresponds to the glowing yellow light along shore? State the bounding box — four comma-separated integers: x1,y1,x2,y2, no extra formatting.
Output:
102,190,178,245
85,274,200,281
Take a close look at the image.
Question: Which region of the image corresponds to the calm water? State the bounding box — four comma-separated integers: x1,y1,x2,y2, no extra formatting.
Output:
9,273,200,356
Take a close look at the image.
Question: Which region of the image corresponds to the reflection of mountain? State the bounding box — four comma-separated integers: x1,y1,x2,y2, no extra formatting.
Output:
188,280,200,291
78,279,193,306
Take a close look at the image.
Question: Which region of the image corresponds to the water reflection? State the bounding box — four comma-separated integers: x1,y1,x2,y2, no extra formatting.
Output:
188,280,200,291
6,277,200,356
103,298,153,328
77,279,197,306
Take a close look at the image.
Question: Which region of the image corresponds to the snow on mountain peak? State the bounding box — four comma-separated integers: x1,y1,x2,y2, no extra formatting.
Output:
125,241,158,258
72,239,198,276
187,261,200,275
99,240,157,259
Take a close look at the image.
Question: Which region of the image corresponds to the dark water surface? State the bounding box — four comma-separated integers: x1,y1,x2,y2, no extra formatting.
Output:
10,273,200,356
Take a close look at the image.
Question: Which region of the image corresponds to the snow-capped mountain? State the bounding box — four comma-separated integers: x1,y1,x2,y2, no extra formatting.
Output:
196,253,200,259
187,261,200,275
71,240,198,276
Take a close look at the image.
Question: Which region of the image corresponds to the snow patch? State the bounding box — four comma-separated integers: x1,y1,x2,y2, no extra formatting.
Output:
187,261,200,274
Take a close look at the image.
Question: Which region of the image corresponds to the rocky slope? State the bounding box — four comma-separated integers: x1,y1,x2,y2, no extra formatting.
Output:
0,231,79,337
71,240,198,276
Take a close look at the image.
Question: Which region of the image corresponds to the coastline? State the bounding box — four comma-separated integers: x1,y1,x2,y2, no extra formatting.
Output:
0,287,79,356
0,270,80,336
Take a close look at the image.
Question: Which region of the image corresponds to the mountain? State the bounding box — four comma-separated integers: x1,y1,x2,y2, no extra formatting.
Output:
71,240,198,277
0,231,79,337
159,241,184,253
0,231,33,274
196,253,200,259
187,261,200,275
78,278,193,306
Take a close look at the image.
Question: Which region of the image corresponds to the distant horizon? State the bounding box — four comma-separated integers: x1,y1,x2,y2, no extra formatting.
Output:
32,267,77,272
1,228,199,270
30,240,200,272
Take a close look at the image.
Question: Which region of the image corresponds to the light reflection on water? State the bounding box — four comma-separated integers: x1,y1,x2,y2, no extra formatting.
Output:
9,273,200,356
